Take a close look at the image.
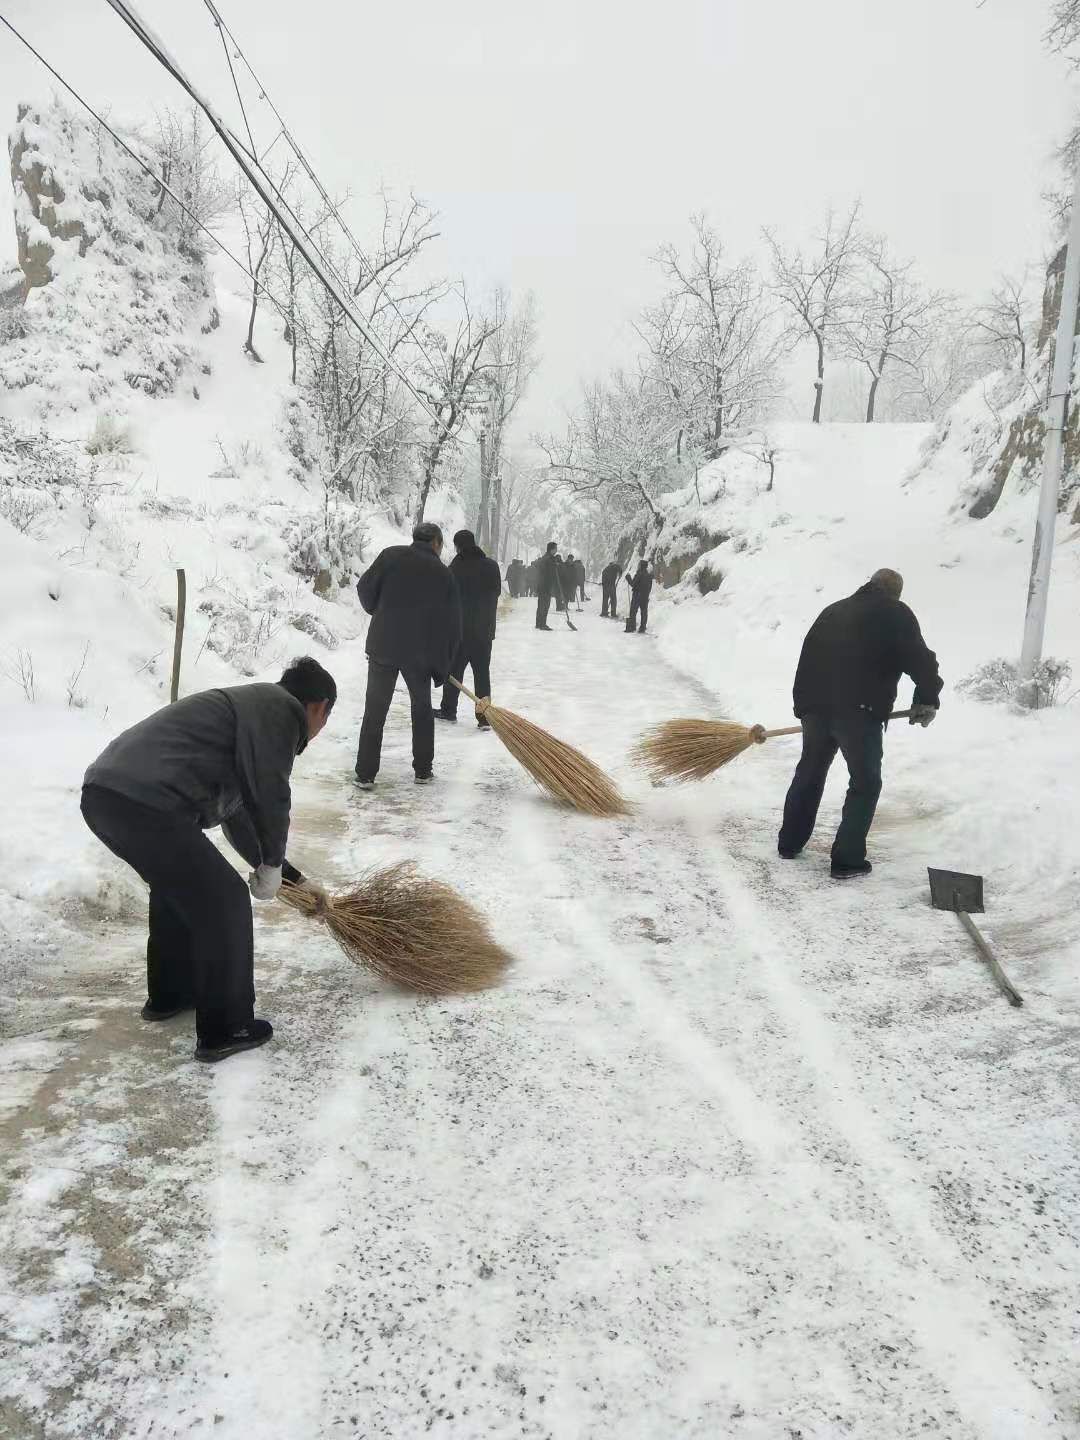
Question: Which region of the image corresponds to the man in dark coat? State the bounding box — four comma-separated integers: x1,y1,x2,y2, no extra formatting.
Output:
355,522,461,787
505,558,523,598
572,555,587,608
625,560,653,633
535,541,562,630
778,568,942,879
80,657,337,1062
438,530,502,729
601,559,621,618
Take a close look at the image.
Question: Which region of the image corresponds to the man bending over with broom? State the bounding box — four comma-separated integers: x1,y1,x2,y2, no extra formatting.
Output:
777,568,941,880
80,657,337,1062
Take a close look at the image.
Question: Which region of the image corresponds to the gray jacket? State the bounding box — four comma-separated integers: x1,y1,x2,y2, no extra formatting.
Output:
83,684,308,868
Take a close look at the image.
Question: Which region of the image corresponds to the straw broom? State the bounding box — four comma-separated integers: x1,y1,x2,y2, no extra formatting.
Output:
633,709,913,783
278,862,512,994
448,677,629,817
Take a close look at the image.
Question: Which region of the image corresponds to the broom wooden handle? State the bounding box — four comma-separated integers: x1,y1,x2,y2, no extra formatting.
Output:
447,676,492,712
761,708,912,740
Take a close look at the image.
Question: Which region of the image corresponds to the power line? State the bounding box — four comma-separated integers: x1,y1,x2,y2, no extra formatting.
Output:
101,0,445,431
198,0,451,390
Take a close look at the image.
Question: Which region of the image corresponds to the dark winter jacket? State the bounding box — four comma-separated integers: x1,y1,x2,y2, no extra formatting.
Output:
601,562,621,592
536,551,561,599
628,565,653,601
559,559,576,598
83,683,308,867
451,543,502,650
572,559,587,592
792,581,943,722
358,541,462,685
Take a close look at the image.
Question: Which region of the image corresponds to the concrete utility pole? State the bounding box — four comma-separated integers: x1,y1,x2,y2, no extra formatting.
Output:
1018,162,1080,705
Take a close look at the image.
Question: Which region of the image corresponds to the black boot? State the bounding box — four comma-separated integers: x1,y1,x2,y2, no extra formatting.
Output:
141,1001,191,1021
830,861,872,880
195,1018,274,1063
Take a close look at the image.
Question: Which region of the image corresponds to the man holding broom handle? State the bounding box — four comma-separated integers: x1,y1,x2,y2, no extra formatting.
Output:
777,568,942,879
535,540,563,631
80,657,337,1062
355,522,462,788
437,529,502,731
601,557,621,619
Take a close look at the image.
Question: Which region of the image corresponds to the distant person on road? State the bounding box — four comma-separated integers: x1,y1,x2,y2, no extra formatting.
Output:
601,559,621,619
524,559,538,598
625,560,653,634
505,557,524,598
80,657,337,1063
438,530,502,730
535,542,562,630
777,568,942,880
572,555,587,608
562,553,580,612
354,522,461,789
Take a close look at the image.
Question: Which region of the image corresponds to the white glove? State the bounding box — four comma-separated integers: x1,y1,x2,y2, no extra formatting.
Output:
248,864,283,901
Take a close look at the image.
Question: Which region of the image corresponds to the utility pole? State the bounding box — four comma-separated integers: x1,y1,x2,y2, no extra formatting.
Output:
1018,161,1080,705
476,427,489,547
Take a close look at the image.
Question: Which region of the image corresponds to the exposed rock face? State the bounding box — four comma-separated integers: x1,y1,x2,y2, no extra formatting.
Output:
9,103,92,296
969,241,1080,521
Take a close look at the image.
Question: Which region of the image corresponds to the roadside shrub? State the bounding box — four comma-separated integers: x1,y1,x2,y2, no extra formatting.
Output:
958,656,1073,709
86,414,135,456
695,561,724,596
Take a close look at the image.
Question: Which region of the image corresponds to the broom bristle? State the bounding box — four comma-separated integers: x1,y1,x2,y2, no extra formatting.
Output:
631,717,763,783
482,701,630,817
279,863,512,994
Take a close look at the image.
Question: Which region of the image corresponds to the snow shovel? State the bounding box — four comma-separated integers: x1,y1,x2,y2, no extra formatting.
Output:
927,868,1023,1008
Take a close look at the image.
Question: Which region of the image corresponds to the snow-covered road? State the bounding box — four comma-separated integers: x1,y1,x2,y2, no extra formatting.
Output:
2,599,1078,1439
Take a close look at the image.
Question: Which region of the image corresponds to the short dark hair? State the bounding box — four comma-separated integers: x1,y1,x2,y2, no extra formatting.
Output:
546,541,557,553
279,656,337,711
453,528,476,550
413,522,443,546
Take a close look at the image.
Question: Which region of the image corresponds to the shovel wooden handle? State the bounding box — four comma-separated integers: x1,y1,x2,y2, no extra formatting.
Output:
763,709,913,740
956,911,1023,1007
447,676,492,711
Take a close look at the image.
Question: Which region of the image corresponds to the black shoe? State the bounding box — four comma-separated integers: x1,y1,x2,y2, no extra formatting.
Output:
434,710,457,723
831,861,872,880
477,717,491,731
536,625,553,631
354,774,375,790
415,773,435,785
141,1001,190,1022
195,1018,273,1064
777,848,799,860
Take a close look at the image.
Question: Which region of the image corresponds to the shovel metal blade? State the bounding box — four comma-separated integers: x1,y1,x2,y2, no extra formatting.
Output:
928,867,984,915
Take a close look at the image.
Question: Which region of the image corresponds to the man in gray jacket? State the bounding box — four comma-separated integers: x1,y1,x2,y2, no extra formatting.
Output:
80,656,336,1062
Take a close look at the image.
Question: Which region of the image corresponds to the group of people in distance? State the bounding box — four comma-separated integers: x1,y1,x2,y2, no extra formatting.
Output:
77,519,941,1063
500,544,655,635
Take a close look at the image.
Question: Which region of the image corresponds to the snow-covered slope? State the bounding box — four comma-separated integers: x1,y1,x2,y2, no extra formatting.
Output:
644,421,1080,1003
0,99,468,993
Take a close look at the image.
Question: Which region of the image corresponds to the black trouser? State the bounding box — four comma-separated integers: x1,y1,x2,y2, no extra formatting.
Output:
626,595,649,632
441,640,492,716
601,583,617,618
356,660,434,780
536,592,553,628
778,709,884,867
80,785,255,1039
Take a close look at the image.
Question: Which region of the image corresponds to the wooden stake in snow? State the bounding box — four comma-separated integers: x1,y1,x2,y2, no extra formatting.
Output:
170,567,186,704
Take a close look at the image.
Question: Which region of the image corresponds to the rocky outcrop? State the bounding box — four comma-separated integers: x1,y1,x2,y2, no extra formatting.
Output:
9,103,92,297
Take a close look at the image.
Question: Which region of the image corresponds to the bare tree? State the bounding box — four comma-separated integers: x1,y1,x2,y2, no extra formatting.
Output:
969,273,1035,372
763,202,862,422
1047,0,1080,59
414,288,501,524
640,216,783,456
537,368,674,525
476,288,539,555
236,165,297,362
144,107,232,249
295,191,442,504
842,237,952,422
879,319,985,421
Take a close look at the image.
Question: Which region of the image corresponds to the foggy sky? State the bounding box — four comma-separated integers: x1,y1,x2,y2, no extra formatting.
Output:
0,0,1075,434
